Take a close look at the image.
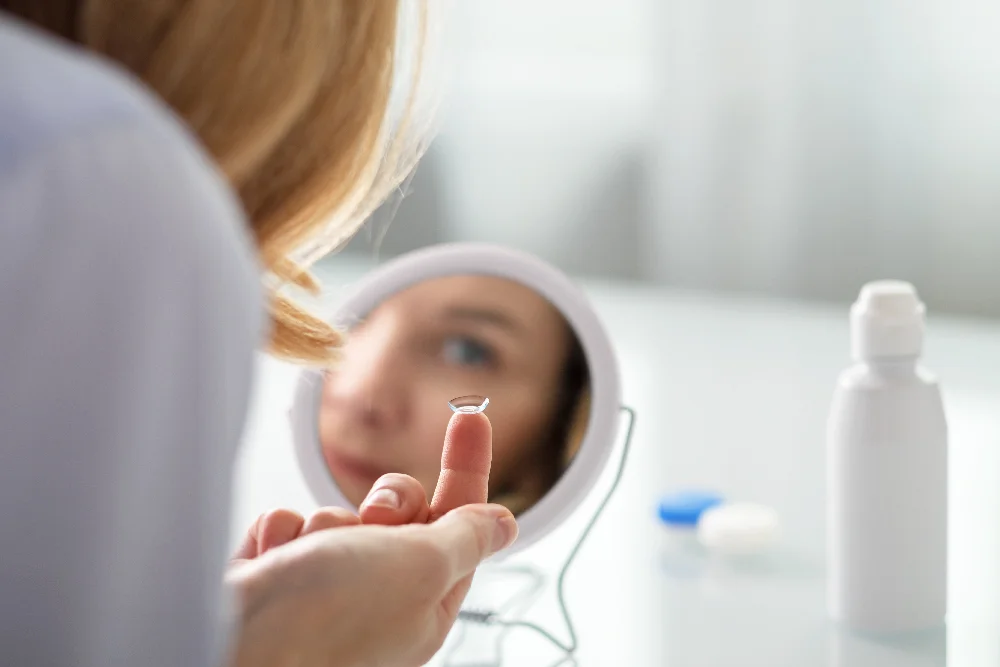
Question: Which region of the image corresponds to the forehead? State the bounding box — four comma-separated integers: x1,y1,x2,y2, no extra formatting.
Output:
375,275,565,327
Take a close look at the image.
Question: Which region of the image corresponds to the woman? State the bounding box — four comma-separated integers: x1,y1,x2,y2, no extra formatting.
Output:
0,3,516,667
319,274,591,516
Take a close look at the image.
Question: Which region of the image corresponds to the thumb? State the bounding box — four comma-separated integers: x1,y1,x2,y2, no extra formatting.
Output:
430,504,518,582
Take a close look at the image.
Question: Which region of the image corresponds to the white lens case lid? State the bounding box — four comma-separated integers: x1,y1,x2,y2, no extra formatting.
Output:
696,502,781,557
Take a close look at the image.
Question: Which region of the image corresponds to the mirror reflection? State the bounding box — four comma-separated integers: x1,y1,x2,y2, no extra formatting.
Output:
318,274,590,515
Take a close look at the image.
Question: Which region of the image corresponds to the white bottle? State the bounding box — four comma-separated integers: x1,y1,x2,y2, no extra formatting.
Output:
827,280,948,633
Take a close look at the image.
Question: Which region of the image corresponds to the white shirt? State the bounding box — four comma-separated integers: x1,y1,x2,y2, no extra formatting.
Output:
0,15,264,667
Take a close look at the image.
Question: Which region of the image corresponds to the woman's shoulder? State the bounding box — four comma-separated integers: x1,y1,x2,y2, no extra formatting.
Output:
0,14,262,313
1,15,179,159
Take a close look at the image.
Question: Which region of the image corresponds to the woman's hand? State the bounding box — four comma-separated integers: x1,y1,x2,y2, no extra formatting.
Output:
231,506,361,563
232,410,496,559
226,412,517,667
227,504,515,667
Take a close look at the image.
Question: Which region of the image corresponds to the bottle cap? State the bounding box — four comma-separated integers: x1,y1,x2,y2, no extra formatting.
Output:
657,490,725,527
850,280,926,360
697,502,781,556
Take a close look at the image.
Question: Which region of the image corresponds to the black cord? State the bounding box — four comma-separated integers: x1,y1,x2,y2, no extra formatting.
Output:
545,657,578,667
548,405,636,652
452,405,637,661
444,565,546,666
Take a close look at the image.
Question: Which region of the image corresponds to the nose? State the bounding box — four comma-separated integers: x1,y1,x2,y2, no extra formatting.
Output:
328,318,411,431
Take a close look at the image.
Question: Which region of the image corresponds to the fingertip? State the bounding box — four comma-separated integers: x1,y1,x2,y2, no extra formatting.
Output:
457,503,518,553
257,508,306,555
434,504,519,580
359,473,430,526
231,514,265,562
477,504,518,553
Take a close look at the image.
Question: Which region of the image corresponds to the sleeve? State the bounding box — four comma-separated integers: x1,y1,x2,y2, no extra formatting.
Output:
0,119,265,667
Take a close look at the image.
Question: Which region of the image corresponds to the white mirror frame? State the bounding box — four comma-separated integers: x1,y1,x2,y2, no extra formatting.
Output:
290,242,621,556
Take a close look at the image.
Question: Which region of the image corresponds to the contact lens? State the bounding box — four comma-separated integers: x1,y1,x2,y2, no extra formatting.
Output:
448,395,489,414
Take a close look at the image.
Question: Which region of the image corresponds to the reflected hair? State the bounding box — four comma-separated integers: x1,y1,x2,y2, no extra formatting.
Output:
494,328,590,516
1,0,434,365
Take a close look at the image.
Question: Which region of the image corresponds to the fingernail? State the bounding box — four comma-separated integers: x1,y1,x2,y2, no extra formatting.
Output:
365,488,401,510
492,514,518,553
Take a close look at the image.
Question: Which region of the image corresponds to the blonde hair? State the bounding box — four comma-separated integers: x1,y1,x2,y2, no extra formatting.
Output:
493,384,591,516
561,386,591,467
3,0,432,365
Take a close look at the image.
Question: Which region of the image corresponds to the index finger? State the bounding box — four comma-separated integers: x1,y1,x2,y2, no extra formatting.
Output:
429,411,492,520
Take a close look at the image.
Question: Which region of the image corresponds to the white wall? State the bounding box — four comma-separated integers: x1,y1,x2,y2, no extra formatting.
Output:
432,0,653,276
646,0,1000,315
343,0,1000,317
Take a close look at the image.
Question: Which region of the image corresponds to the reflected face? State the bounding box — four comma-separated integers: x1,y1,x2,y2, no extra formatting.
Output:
319,275,585,512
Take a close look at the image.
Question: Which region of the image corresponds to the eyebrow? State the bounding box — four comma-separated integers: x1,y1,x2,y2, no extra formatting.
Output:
441,306,525,336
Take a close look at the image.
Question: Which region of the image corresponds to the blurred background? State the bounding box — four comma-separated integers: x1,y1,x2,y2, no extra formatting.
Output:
330,0,1000,319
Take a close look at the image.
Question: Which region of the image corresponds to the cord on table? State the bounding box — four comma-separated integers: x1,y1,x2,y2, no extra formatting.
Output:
444,564,546,667
449,406,637,663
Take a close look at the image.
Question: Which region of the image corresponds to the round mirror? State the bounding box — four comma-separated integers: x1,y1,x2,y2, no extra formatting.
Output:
290,242,621,555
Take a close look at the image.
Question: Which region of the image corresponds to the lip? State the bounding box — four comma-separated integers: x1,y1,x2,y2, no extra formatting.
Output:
324,448,391,488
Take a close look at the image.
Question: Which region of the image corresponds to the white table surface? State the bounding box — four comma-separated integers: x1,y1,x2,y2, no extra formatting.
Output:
233,256,1000,667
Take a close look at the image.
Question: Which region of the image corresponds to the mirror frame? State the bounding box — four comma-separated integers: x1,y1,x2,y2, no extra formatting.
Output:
289,242,621,556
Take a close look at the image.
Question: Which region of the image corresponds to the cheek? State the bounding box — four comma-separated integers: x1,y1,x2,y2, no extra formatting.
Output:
320,372,349,412
318,376,354,439
317,397,339,448
489,398,553,471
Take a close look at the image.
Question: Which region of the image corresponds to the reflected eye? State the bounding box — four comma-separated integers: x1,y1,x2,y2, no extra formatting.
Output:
441,336,495,368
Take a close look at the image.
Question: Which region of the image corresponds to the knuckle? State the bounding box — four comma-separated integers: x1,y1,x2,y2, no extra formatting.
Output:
377,472,423,496
372,472,401,488
374,472,413,490
260,508,303,536
263,507,300,524
377,472,409,484
309,507,356,528
315,506,347,520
